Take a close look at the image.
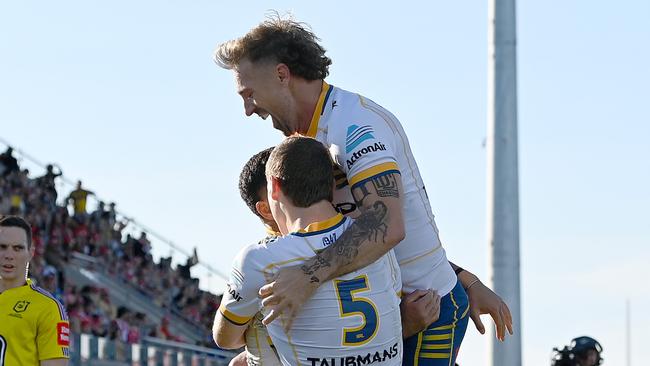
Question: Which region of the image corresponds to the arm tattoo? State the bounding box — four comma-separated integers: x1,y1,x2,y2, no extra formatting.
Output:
300,255,330,283
300,174,398,281
372,174,399,198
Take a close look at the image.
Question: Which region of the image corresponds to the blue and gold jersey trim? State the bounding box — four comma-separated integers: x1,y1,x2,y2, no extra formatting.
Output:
305,81,333,138
219,305,253,326
349,162,400,188
291,213,346,237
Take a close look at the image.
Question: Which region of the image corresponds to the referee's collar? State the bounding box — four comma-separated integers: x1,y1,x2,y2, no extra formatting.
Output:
0,278,30,294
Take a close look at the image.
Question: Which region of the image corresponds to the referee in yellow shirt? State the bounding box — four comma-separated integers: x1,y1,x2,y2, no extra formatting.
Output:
0,215,70,366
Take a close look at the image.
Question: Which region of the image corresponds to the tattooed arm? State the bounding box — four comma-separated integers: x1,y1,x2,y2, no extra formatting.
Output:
259,172,405,326
303,172,404,281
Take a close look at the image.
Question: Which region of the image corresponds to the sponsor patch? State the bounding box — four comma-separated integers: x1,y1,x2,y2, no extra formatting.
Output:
57,322,70,346
307,342,399,366
226,283,243,302
346,125,375,153
346,142,387,169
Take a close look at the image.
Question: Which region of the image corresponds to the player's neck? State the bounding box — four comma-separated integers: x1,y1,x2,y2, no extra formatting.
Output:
0,277,27,292
294,79,325,135
283,200,339,234
263,222,281,235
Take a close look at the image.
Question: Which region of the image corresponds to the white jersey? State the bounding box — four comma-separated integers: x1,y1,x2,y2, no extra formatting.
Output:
245,313,282,366
244,235,283,366
220,214,403,366
302,82,457,296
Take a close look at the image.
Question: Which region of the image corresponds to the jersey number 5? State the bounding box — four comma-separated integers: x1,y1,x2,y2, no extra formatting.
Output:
334,275,379,346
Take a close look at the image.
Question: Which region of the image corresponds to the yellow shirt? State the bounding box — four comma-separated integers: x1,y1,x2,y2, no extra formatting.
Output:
69,189,90,214
0,279,70,365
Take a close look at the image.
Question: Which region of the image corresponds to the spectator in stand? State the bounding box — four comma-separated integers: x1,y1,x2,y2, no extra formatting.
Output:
177,247,198,280
41,265,64,303
97,288,115,319
38,164,63,205
132,232,151,259
107,202,117,226
158,316,180,342
91,201,106,223
9,185,25,215
90,314,109,337
0,146,19,177
1,153,221,346
110,306,132,343
66,180,94,218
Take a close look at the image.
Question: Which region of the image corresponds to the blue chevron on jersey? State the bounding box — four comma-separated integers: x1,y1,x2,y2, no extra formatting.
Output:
345,124,375,153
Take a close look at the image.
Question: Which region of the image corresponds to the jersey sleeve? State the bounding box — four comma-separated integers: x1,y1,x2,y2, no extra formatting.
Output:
218,244,266,326
330,100,401,189
37,299,70,360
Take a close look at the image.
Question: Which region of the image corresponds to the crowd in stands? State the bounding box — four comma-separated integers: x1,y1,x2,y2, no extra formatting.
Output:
0,146,221,347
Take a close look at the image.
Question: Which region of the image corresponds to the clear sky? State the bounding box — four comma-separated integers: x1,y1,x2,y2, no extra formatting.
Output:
1,1,648,365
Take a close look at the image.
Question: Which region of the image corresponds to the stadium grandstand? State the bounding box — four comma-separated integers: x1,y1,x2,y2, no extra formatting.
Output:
0,140,236,365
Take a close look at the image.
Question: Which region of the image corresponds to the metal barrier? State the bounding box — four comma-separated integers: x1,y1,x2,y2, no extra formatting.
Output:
70,333,238,366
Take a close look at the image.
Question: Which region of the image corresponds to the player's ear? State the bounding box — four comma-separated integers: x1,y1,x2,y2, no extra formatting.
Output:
255,200,274,222
270,176,282,201
276,63,290,84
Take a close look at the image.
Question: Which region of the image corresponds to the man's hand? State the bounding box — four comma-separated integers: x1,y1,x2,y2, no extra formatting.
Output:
228,351,248,366
466,280,513,341
400,289,441,338
259,264,320,330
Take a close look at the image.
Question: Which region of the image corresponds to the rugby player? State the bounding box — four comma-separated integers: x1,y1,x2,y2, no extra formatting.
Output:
0,215,70,366
214,137,405,366
224,147,282,366
214,16,513,365
224,147,441,366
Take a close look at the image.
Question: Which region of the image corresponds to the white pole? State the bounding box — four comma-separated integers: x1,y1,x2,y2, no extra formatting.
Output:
487,0,521,365
626,299,631,366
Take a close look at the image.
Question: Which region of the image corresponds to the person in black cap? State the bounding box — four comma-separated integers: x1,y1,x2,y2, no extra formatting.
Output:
0,146,19,177
571,336,603,366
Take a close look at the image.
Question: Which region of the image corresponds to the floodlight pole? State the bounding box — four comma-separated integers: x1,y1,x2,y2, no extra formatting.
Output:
487,0,522,365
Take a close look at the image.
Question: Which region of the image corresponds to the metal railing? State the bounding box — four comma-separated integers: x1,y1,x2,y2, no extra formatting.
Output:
66,253,210,344
70,333,237,366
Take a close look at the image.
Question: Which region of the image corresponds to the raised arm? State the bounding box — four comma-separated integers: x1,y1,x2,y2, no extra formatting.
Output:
260,172,405,326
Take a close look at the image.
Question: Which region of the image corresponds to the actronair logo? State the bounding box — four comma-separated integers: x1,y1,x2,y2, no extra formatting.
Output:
346,142,387,169
346,124,375,153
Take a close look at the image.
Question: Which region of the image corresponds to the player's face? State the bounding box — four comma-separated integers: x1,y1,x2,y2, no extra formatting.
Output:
255,186,280,232
234,59,297,136
266,175,288,235
0,226,32,283
582,350,599,366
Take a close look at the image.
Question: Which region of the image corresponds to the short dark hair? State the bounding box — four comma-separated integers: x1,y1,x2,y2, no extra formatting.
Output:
0,215,33,248
214,14,331,81
239,147,275,219
266,137,333,207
